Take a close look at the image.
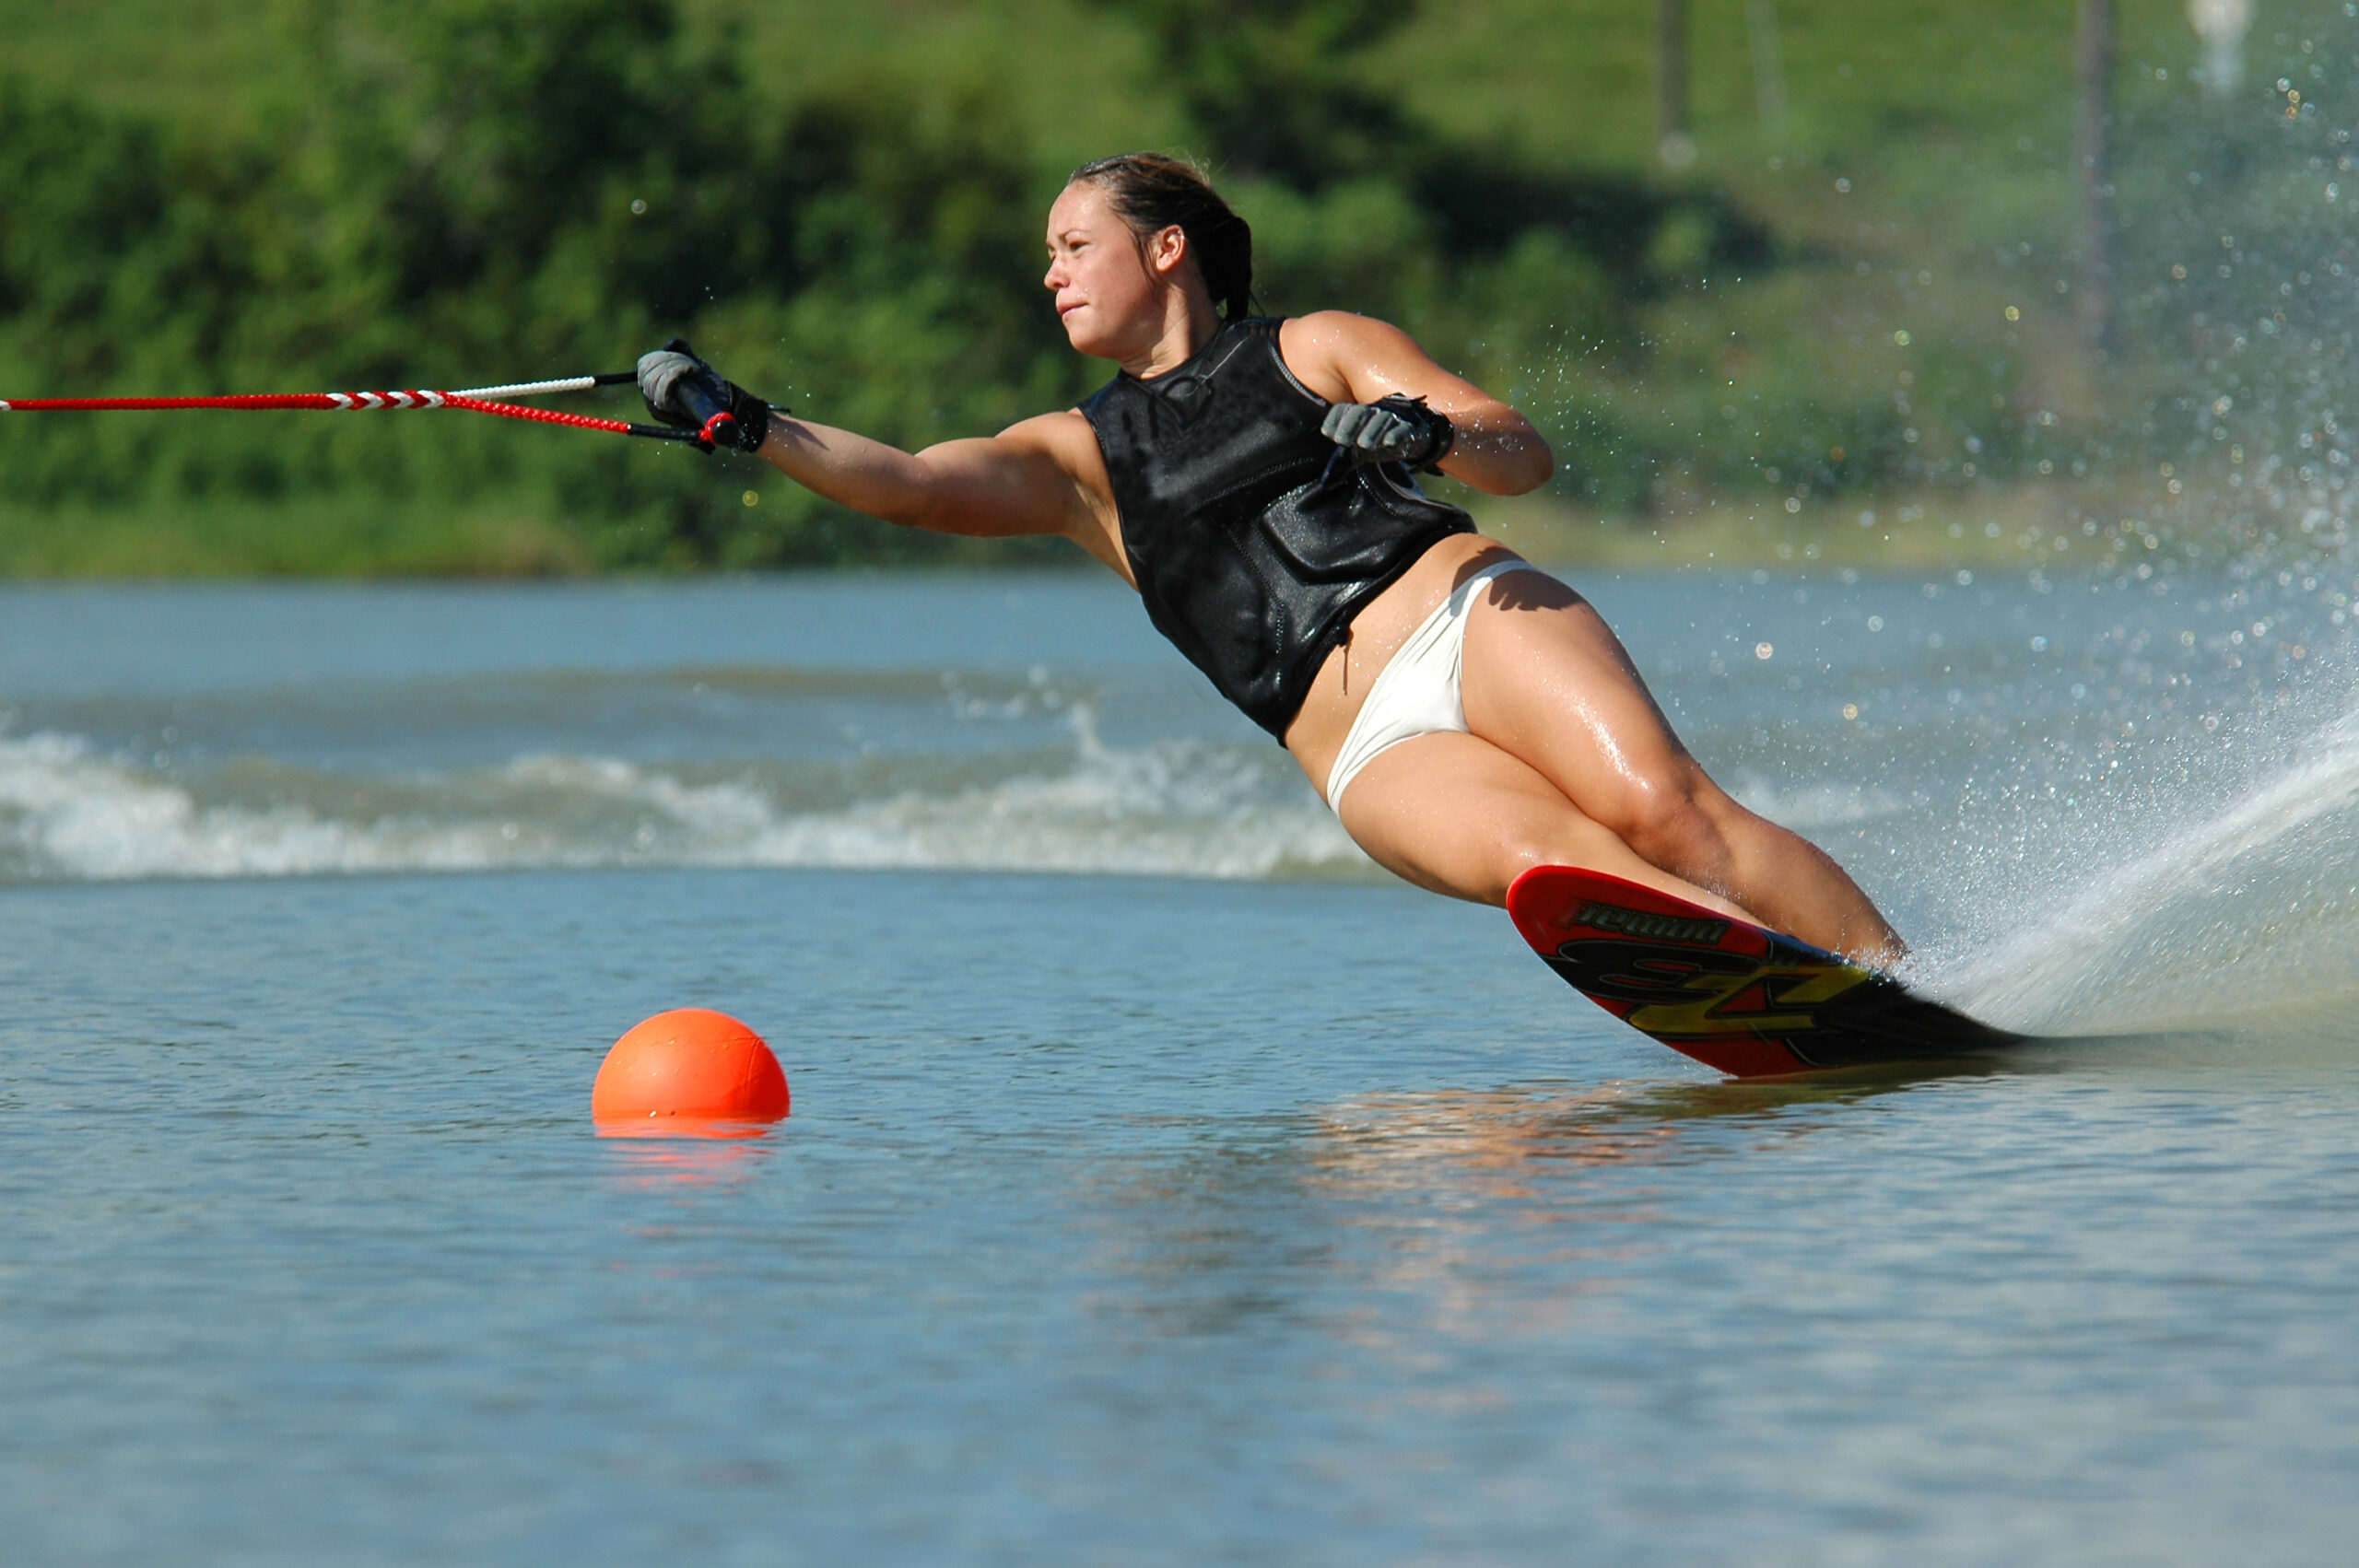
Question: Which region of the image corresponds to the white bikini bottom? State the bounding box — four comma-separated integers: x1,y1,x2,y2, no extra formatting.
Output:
1324,560,1543,814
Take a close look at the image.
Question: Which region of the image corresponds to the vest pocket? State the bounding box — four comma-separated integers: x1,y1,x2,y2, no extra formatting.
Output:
1258,476,1467,584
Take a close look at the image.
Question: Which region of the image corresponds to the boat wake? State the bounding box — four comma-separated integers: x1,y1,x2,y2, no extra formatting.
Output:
0,725,1368,886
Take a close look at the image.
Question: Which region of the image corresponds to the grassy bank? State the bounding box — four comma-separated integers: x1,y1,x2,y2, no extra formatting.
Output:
1478,480,2211,573
0,477,2201,579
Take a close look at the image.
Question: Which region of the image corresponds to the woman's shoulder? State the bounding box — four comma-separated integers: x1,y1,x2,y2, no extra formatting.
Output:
1280,310,1417,355
1275,311,1407,404
1001,406,1100,454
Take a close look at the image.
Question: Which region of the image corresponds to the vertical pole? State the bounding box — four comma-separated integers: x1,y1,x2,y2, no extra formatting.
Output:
2075,0,2114,352
1658,0,1695,167
1746,0,1788,128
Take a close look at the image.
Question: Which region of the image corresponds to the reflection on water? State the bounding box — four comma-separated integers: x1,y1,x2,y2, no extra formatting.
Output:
596,1124,781,1191
1068,1073,1989,1344
1311,1071,1987,1176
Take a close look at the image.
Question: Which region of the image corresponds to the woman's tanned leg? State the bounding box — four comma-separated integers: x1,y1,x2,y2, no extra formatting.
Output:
1453,572,1904,961
1335,731,1760,919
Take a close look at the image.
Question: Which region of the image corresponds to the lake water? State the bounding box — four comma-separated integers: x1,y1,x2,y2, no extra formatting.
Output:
5,567,2357,1563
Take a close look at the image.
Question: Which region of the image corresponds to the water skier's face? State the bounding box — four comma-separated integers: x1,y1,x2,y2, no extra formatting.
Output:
1045,182,1184,360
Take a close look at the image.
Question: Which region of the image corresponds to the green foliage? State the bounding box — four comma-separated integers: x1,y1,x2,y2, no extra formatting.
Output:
1091,0,1422,187
0,0,1090,569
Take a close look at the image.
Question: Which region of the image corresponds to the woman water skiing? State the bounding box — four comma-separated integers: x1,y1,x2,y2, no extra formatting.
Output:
639,153,1904,962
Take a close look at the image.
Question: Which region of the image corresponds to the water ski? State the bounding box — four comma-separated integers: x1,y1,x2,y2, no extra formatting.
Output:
1506,865,2023,1077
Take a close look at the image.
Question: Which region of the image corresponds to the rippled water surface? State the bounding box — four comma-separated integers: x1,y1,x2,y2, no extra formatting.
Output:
6,571,2358,1563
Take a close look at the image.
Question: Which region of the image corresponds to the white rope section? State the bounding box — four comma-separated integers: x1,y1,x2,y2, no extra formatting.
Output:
448,376,604,400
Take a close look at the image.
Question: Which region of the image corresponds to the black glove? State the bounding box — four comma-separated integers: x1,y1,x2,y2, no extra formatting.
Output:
1319,393,1455,473
636,338,774,454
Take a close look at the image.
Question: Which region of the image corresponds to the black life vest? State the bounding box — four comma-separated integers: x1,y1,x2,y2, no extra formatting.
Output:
1079,318,1474,739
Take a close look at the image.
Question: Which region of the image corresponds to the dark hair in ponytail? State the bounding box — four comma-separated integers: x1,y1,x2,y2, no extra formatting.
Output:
1069,153,1255,321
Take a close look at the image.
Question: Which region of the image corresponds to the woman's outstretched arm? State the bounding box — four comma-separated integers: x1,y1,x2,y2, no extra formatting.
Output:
756,410,1130,575
1279,312,1555,497
756,412,1109,537
637,342,1126,570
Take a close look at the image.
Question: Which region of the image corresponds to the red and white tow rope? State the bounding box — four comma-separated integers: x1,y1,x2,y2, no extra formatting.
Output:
0,370,707,443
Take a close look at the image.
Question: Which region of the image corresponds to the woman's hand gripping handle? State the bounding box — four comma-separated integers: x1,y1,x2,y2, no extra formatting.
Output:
636,339,775,454
1319,395,1456,473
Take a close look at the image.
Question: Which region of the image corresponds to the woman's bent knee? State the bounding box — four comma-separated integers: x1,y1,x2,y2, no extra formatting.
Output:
1597,779,1731,879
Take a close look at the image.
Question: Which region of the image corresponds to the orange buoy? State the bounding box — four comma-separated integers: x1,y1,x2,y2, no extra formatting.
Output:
593,1009,790,1125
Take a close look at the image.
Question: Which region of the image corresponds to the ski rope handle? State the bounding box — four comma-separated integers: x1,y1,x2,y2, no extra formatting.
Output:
0,371,706,444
